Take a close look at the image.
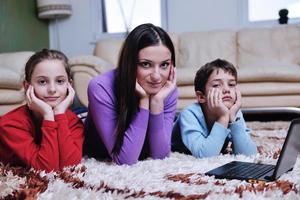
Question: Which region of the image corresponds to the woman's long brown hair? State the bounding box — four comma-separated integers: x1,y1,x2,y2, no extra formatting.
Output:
113,23,175,154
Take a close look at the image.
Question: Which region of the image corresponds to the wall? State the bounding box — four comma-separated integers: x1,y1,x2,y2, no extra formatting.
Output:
167,0,240,32
54,0,244,57
54,0,297,57
0,0,49,53
50,0,100,57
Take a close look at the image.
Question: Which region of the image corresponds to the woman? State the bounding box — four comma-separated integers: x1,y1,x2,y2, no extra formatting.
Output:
84,23,177,165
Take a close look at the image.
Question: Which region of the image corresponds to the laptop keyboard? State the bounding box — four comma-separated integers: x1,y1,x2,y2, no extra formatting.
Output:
226,162,275,179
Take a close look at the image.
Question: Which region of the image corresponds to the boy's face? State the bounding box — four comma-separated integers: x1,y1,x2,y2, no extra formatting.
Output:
201,69,237,109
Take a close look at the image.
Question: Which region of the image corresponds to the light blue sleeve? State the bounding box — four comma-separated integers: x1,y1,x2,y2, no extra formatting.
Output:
229,110,257,155
179,105,230,158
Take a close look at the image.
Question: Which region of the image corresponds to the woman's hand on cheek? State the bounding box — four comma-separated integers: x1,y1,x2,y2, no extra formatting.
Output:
136,81,149,110
150,67,176,114
152,66,177,102
26,85,54,121
53,83,75,115
135,80,148,98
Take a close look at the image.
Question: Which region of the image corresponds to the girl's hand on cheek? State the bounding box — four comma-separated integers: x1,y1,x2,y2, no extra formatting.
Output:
53,83,75,115
26,85,54,121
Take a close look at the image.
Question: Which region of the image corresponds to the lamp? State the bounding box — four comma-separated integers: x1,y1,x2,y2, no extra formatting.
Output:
37,0,72,19
37,0,72,50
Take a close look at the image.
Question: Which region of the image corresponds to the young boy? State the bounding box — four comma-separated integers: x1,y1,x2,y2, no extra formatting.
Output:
172,59,257,158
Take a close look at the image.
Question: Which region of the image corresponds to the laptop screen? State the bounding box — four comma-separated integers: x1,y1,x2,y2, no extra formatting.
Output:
273,118,300,179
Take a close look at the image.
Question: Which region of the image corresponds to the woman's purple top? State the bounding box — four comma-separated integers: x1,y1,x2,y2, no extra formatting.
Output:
84,69,177,165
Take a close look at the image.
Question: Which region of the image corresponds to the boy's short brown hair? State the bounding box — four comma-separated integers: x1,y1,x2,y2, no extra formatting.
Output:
194,58,237,93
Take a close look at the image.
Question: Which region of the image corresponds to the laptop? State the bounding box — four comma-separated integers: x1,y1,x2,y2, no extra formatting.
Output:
205,118,300,183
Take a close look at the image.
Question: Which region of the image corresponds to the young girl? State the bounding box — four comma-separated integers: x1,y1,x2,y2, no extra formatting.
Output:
0,49,84,172
84,23,178,165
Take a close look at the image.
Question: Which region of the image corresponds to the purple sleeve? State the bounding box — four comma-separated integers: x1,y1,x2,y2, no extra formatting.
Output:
87,72,150,165
147,88,178,159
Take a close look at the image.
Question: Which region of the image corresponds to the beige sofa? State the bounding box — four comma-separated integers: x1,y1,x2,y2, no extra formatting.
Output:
2,25,299,115
70,24,300,111
0,52,34,116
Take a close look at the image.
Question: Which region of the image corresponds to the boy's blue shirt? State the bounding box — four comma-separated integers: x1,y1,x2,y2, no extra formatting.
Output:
173,103,257,158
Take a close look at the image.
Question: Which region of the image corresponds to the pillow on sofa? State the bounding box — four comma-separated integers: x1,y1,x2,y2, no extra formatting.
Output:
93,39,123,66
238,25,300,68
177,30,237,69
238,61,300,82
0,51,33,73
0,51,33,89
0,68,22,89
0,89,24,104
176,67,198,86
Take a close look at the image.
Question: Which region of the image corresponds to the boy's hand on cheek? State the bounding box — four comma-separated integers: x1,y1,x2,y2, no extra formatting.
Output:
26,85,54,121
54,83,75,115
207,88,229,126
229,87,241,122
207,88,228,115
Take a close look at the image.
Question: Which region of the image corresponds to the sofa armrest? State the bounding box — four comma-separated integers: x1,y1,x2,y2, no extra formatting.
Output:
69,55,115,107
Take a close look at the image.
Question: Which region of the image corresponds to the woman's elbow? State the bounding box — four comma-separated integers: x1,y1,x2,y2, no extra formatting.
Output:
112,155,139,166
151,147,171,160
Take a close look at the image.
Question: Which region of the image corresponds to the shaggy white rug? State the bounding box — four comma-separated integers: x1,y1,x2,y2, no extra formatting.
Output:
1,121,300,200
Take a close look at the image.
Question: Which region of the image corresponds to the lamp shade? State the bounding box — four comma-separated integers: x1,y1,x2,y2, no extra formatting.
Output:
37,0,72,19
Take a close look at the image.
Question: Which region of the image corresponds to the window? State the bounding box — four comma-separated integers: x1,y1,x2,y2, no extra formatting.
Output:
248,0,300,22
103,0,163,33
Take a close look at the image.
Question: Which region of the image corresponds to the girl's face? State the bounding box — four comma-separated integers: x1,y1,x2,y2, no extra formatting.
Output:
136,44,173,95
204,69,237,109
29,59,69,108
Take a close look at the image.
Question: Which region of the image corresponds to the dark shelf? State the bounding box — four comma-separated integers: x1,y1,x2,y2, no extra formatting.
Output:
242,107,300,121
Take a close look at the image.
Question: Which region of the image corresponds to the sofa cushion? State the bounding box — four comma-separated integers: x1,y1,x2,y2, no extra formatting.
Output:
238,25,300,68
0,51,34,89
177,30,237,69
176,67,198,86
0,68,22,89
242,95,300,108
238,61,300,82
69,55,114,74
93,34,180,67
0,51,33,74
239,82,300,96
177,82,300,99
94,39,123,66
0,89,24,104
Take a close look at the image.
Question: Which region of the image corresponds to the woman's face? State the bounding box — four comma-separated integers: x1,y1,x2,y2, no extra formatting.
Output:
29,59,69,108
136,44,173,95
